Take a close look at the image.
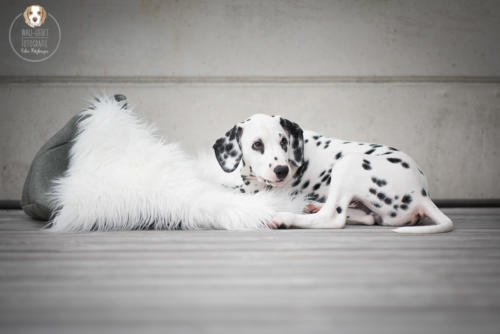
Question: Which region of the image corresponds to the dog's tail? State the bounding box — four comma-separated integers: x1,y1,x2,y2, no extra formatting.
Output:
393,198,453,234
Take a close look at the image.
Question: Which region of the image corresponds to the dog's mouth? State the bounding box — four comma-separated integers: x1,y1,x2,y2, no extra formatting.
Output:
257,176,286,187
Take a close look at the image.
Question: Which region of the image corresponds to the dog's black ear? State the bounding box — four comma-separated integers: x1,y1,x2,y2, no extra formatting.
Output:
280,117,304,167
213,125,243,172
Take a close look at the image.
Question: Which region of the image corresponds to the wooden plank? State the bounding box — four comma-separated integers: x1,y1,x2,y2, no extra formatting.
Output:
0,208,499,334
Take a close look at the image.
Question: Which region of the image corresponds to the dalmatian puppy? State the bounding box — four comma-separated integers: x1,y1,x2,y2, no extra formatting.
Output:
213,114,453,234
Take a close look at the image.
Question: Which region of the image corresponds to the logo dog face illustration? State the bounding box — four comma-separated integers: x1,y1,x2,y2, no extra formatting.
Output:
24,5,47,28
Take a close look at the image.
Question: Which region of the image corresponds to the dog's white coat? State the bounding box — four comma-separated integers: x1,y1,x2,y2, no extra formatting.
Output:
48,97,304,232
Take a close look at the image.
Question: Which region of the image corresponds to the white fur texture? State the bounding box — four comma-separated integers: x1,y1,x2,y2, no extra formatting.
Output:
48,96,305,232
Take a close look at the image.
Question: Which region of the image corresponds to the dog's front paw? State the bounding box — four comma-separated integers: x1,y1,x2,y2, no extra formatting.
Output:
271,212,297,229
265,219,280,229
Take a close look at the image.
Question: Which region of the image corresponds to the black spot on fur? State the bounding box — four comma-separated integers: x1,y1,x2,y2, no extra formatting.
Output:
400,204,408,210
335,152,343,160
292,179,301,187
318,196,326,203
394,195,399,200
305,139,309,143
240,188,245,193
369,188,377,194
393,205,399,210
372,178,387,187
321,174,329,182
302,180,310,189
384,198,392,205
343,141,351,144
307,193,319,201
401,162,410,168
373,202,381,208
365,148,375,155
387,158,401,164
336,206,342,214
389,147,398,151
377,192,386,200
317,141,321,146
313,135,320,140
421,189,427,197
401,195,412,204
390,212,397,217
293,160,309,179
313,183,321,191
254,190,259,193
320,170,326,177
362,163,372,170
326,176,331,185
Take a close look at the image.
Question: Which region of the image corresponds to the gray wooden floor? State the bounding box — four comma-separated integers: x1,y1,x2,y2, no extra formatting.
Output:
1,208,499,334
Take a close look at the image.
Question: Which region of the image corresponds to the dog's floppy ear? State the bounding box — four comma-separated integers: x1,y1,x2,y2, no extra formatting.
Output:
279,117,304,167
40,6,47,24
213,125,243,173
23,6,31,25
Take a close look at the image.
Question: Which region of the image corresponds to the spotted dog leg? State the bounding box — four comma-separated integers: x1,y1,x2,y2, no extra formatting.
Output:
346,208,375,225
304,203,374,225
274,189,351,229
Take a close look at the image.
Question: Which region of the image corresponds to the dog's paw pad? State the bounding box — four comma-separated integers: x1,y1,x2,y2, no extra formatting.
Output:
304,203,322,214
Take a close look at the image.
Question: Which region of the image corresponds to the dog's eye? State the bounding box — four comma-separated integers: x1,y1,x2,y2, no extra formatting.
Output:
252,140,264,153
280,137,288,151
38,11,41,15
29,11,32,15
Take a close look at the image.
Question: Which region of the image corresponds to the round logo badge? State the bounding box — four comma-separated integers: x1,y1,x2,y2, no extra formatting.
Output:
9,5,61,62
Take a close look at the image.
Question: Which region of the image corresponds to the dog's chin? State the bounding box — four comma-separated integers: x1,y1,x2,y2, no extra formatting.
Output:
256,176,289,188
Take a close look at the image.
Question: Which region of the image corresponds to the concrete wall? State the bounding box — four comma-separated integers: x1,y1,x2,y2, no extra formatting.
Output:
1,0,499,200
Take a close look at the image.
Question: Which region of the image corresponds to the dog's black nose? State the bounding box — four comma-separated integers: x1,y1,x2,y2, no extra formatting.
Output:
274,165,289,180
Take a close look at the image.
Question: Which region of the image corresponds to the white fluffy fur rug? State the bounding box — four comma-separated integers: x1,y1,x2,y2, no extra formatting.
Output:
48,96,304,232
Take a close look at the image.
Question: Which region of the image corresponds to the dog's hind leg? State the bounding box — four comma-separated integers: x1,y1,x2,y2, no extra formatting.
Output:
346,208,375,225
274,190,351,229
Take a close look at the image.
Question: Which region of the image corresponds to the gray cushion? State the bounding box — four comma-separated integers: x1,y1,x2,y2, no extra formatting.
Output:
21,94,127,220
